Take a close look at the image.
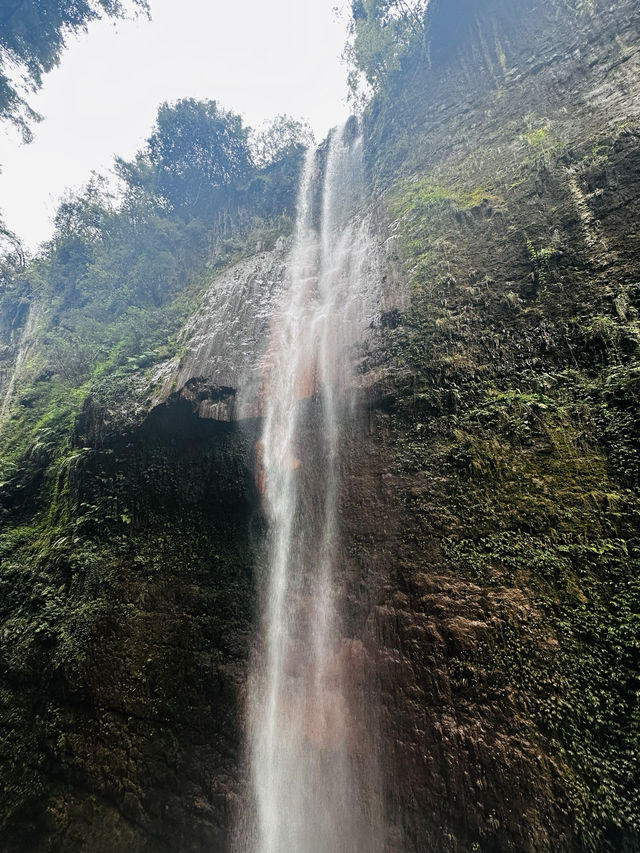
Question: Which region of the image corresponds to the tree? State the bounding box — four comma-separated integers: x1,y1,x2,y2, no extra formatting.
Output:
138,98,253,217
52,173,115,244
346,0,427,94
250,115,314,169
0,0,149,141
0,215,25,271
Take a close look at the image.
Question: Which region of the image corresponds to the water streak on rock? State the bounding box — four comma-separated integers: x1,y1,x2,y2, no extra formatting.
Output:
1,302,41,419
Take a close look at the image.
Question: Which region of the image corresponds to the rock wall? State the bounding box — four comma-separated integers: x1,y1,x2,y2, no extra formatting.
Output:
352,0,640,849
1,399,262,851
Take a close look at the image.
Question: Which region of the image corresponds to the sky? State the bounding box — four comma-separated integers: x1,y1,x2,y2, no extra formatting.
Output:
0,0,352,252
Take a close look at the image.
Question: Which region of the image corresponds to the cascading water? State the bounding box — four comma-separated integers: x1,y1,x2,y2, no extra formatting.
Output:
237,124,383,853
1,303,41,419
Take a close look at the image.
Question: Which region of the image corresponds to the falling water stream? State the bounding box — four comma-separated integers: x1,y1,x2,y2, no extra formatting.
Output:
237,124,383,853
1,303,41,420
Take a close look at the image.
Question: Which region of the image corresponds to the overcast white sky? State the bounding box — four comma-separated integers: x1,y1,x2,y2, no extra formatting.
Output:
0,0,352,252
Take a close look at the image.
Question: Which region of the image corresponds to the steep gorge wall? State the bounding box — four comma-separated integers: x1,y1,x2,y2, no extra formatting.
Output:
1,0,640,850
1,405,261,852
354,0,640,849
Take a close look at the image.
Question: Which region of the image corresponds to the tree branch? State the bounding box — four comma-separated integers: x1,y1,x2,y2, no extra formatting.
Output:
396,0,425,31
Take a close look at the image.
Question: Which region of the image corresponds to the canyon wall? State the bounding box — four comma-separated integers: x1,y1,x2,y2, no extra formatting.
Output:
1,0,639,850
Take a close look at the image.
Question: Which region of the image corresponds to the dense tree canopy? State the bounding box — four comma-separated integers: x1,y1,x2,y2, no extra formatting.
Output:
347,0,427,92
250,115,314,169
120,98,253,217
38,96,309,325
0,0,149,141
117,100,312,221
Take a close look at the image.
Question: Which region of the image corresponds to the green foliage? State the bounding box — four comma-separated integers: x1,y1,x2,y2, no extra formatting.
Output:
0,95,303,537
250,114,314,169
0,375,86,492
0,99,302,419
0,87,282,824
599,364,640,487
115,100,307,229
0,0,149,141
523,126,549,147
382,116,640,846
389,176,502,296
525,238,558,291
0,217,24,272
520,116,567,167
346,0,427,93
141,98,253,217
0,380,258,838
392,176,501,217
446,532,640,850
391,368,640,847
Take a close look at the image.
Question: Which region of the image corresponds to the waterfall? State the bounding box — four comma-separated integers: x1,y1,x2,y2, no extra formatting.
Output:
1,302,41,420
237,124,383,853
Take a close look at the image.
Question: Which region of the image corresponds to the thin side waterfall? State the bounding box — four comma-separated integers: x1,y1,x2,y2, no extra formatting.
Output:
237,125,383,853
1,302,41,419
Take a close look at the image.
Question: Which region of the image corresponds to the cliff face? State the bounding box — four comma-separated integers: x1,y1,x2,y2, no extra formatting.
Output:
352,0,640,850
1,0,639,851
353,3,639,850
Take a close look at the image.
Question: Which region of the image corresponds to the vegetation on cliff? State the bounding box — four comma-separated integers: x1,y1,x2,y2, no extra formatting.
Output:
362,1,640,844
0,0,639,850
0,95,307,467
0,91,309,848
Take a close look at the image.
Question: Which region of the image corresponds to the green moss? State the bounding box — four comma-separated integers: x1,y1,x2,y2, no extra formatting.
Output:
523,126,549,147
389,360,640,845
383,140,640,843
446,533,640,851
391,176,502,219
0,378,87,486
389,362,640,844
0,406,258,841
